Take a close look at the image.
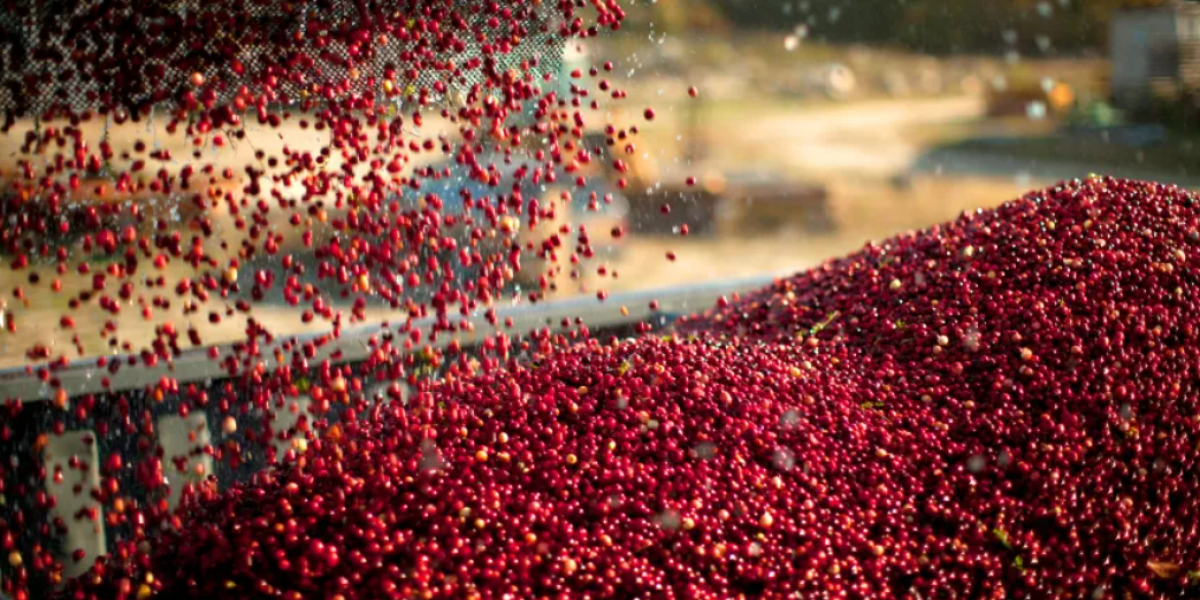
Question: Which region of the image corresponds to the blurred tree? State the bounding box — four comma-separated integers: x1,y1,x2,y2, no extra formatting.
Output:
623,0,729,34
895,1,1021,54
708,0,902,41
698,0,1189,55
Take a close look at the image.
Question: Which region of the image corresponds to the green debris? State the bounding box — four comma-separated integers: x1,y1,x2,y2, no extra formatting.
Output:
992,528,1011,549
809,310,841,336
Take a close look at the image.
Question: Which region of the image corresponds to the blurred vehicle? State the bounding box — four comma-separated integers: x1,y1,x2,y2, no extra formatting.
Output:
234,153,629,305
705,170,834,235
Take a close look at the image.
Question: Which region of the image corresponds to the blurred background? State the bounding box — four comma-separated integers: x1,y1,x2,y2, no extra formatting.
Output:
6,0,1200,367
579,0,1200,290
8,4,1200,592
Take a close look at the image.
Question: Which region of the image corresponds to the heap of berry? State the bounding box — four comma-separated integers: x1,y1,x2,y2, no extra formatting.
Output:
41,177,1200,600
681,177,1200,597
59,337,949,600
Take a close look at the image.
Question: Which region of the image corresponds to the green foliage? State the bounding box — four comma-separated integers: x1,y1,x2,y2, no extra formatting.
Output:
1065,100,1126,128
992,527,1011,548
1130,86,1200,132
700,0,1156,55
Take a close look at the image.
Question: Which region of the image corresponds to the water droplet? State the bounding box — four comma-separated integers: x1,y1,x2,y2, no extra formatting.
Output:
781,409,801,428
420,439,445,471
654,510,681,530
963,328,981,351
773,447,796,471
967,454,986,473
1026,101,1047,121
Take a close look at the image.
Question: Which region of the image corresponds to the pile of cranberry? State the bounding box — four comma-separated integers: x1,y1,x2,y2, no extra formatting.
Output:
43,177,1200,600
3,1,1200,598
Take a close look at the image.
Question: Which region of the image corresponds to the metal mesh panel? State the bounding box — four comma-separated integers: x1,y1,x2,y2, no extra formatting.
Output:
0,0,566,118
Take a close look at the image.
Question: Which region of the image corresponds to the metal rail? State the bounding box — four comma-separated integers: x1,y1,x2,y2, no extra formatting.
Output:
0,274,778,403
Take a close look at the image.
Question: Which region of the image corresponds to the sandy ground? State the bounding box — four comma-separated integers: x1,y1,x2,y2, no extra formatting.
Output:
585,174,1042,295
578,95,1043,294
721,96,987,177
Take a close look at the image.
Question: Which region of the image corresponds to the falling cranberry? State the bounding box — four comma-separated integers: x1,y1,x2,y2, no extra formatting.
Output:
0,1,658,595
5,0,1200,597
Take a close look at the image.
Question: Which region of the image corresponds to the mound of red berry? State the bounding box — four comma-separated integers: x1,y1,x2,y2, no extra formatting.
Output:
62,177,1200,600
66,338,957,600
681,176,1200,597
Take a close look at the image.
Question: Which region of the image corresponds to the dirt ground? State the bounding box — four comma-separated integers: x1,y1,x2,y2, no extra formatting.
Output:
574,95,1045,294
582,173,1044,295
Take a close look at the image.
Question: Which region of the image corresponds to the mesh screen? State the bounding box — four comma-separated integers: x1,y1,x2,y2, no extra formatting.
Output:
0,0,567,119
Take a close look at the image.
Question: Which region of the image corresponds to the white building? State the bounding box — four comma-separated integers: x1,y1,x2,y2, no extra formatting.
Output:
1110,1,1200,105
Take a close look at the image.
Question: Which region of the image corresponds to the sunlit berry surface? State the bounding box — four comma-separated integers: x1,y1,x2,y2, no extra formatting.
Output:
1,0,1200,599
